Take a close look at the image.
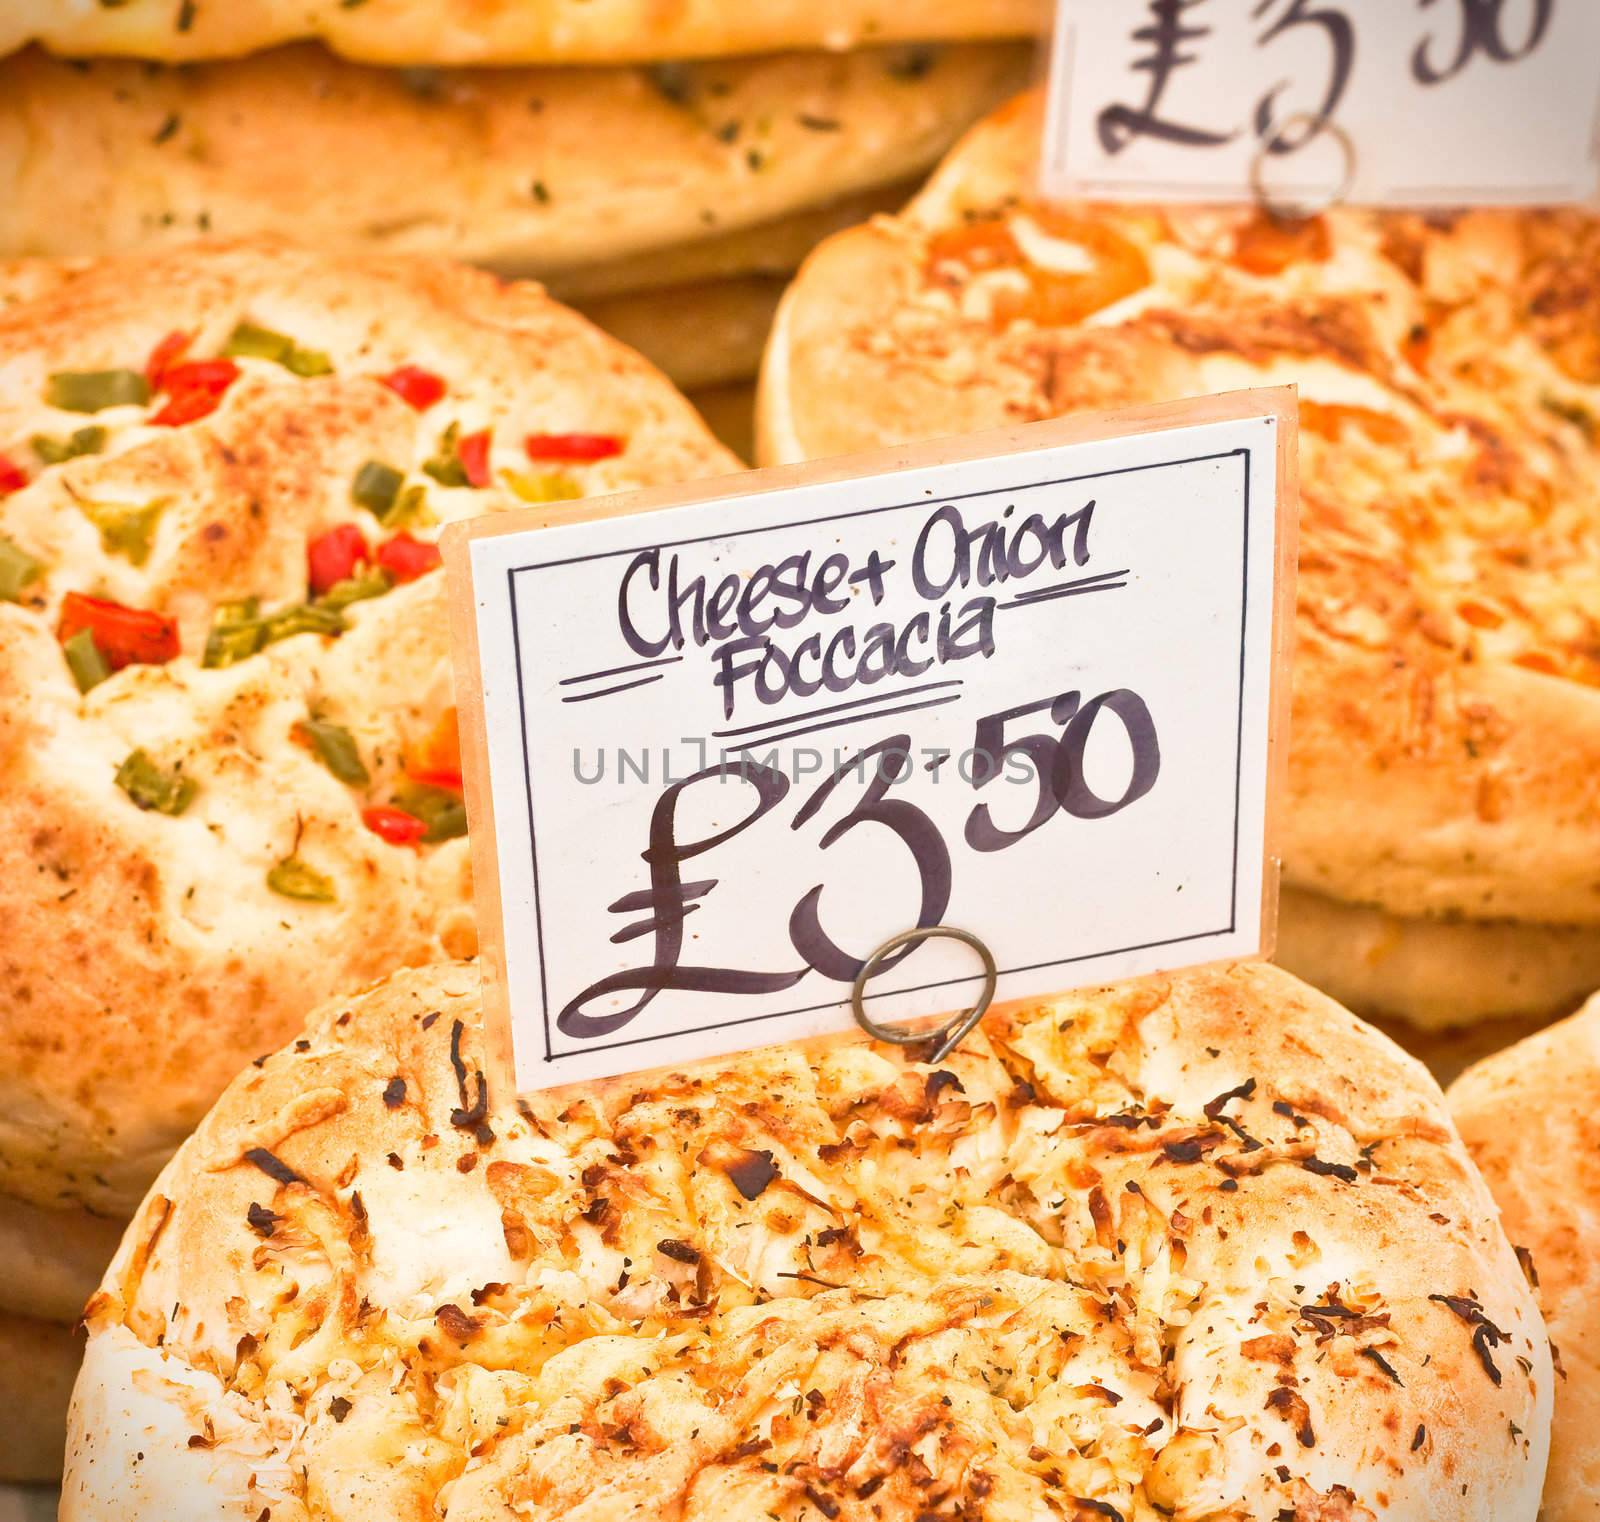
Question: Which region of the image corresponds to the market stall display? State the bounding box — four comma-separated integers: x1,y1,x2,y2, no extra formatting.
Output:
64,959,1550,1521
759,89,1600,1040
0,240,736,1479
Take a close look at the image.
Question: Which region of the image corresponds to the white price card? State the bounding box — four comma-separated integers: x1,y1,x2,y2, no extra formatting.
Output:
1044,0,1600,208
445,392,1297,1093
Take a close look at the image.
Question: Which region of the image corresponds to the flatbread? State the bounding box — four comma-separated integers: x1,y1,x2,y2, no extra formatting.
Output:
64,959,1550,1521
0,241,736,1220
1450,995,1600,1522
759,89,1600,1029
577,276,785,390
0,44,1029,270
1,0,1046,65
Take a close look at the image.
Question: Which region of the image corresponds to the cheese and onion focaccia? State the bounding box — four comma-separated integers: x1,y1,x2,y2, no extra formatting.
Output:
759,91,1600,1033
0,44,1027,278
64,959,1549,1522
1450,994,1600,1522
0,241,737,1226
0,0,1046,65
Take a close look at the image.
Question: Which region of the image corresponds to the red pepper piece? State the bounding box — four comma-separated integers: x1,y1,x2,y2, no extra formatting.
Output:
380,365,447,412
307,523,371,595
376,531,442,584
145,330,192,389
457,428,492,487
57,591,179,670
363,804,428,846
149,358,240,427
0,452,28,496
523,432,623,462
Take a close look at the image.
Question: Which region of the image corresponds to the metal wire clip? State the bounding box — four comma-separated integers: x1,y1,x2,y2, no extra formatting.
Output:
849,925,998,1063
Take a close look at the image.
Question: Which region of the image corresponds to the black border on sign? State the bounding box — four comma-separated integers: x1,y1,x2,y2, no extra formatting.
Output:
506,446,1254,1063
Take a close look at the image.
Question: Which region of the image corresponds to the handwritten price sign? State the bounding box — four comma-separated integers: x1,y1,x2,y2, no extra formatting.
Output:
1045,0,1600,207
447,394,1295,1091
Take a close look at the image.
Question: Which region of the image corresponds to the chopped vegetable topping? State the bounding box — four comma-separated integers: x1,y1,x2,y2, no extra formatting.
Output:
524,432,623,462
0,536,43,602
32,426,106,465
422,426,469,487
0,453,29,494
504,469,580,503
202,597,263,668
58,591,179,672
62,628,110,693
318,569,392,610
351,460,403,516
115,748,197,815
376,531,441,583
293,717,370,785
150,358,239,427
222,322,332,376
381,365,447,411
391,781,467,842
386,483,435,530
76,495,168,566
457,429,492,487
144,330,192,388
46,369,150,414
363,804,428,846
261,602,346,642
408,707,462,790
307,523,370,596
267,856,336,902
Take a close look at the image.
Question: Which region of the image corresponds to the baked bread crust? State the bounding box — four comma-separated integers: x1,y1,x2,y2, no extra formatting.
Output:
0,45,1026,273
0,0,1044,64
65,960,1548,1521
1450,994,1600,1522
758,91,1600,954
0,241,735,1217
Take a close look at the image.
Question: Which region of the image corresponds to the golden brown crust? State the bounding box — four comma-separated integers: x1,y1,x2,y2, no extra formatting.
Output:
64,960,1548,1521
0,1311,83,1483
759,91,1600,958
0,44,1027,272
0,241,736,1216
1,0,1045,64
1450,995,1600,1522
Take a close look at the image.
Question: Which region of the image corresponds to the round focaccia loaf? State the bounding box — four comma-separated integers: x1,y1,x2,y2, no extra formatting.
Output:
0,241,736,1219
1450,994,1600,1522
0,0,1044,64
64,960,1549,1522
759,90,1600,1029
0,44,1027,273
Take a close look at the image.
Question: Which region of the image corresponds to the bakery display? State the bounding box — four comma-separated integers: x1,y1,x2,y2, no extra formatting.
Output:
64,959,1550,1521
0,240,735,1478
1450,994,1600,1522
0,0,1045,65
759,90,1600,1036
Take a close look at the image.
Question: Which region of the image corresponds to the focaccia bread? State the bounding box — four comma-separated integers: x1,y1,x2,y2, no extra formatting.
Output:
1450,994,1600,1522
0,0,1044,64
63,960,1549,1521
0,241,736,1223
759,91,1600,1032
0,44,1026,274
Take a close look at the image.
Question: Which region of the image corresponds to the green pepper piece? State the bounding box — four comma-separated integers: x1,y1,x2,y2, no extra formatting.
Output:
222,322,293,364
261,602,346,645
202,597,265,668
32,426,107,465
294,717,369,785
283,346,333,378
503,470,581,504
266,856,336,902
46,370,150,414
77,496,167,567
391,781,467,843
385,483,435,530
317,568,392,611
421,423,468,487
62,628,110,692
114,748,197,815
0,536,43,603
351,460,403,516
